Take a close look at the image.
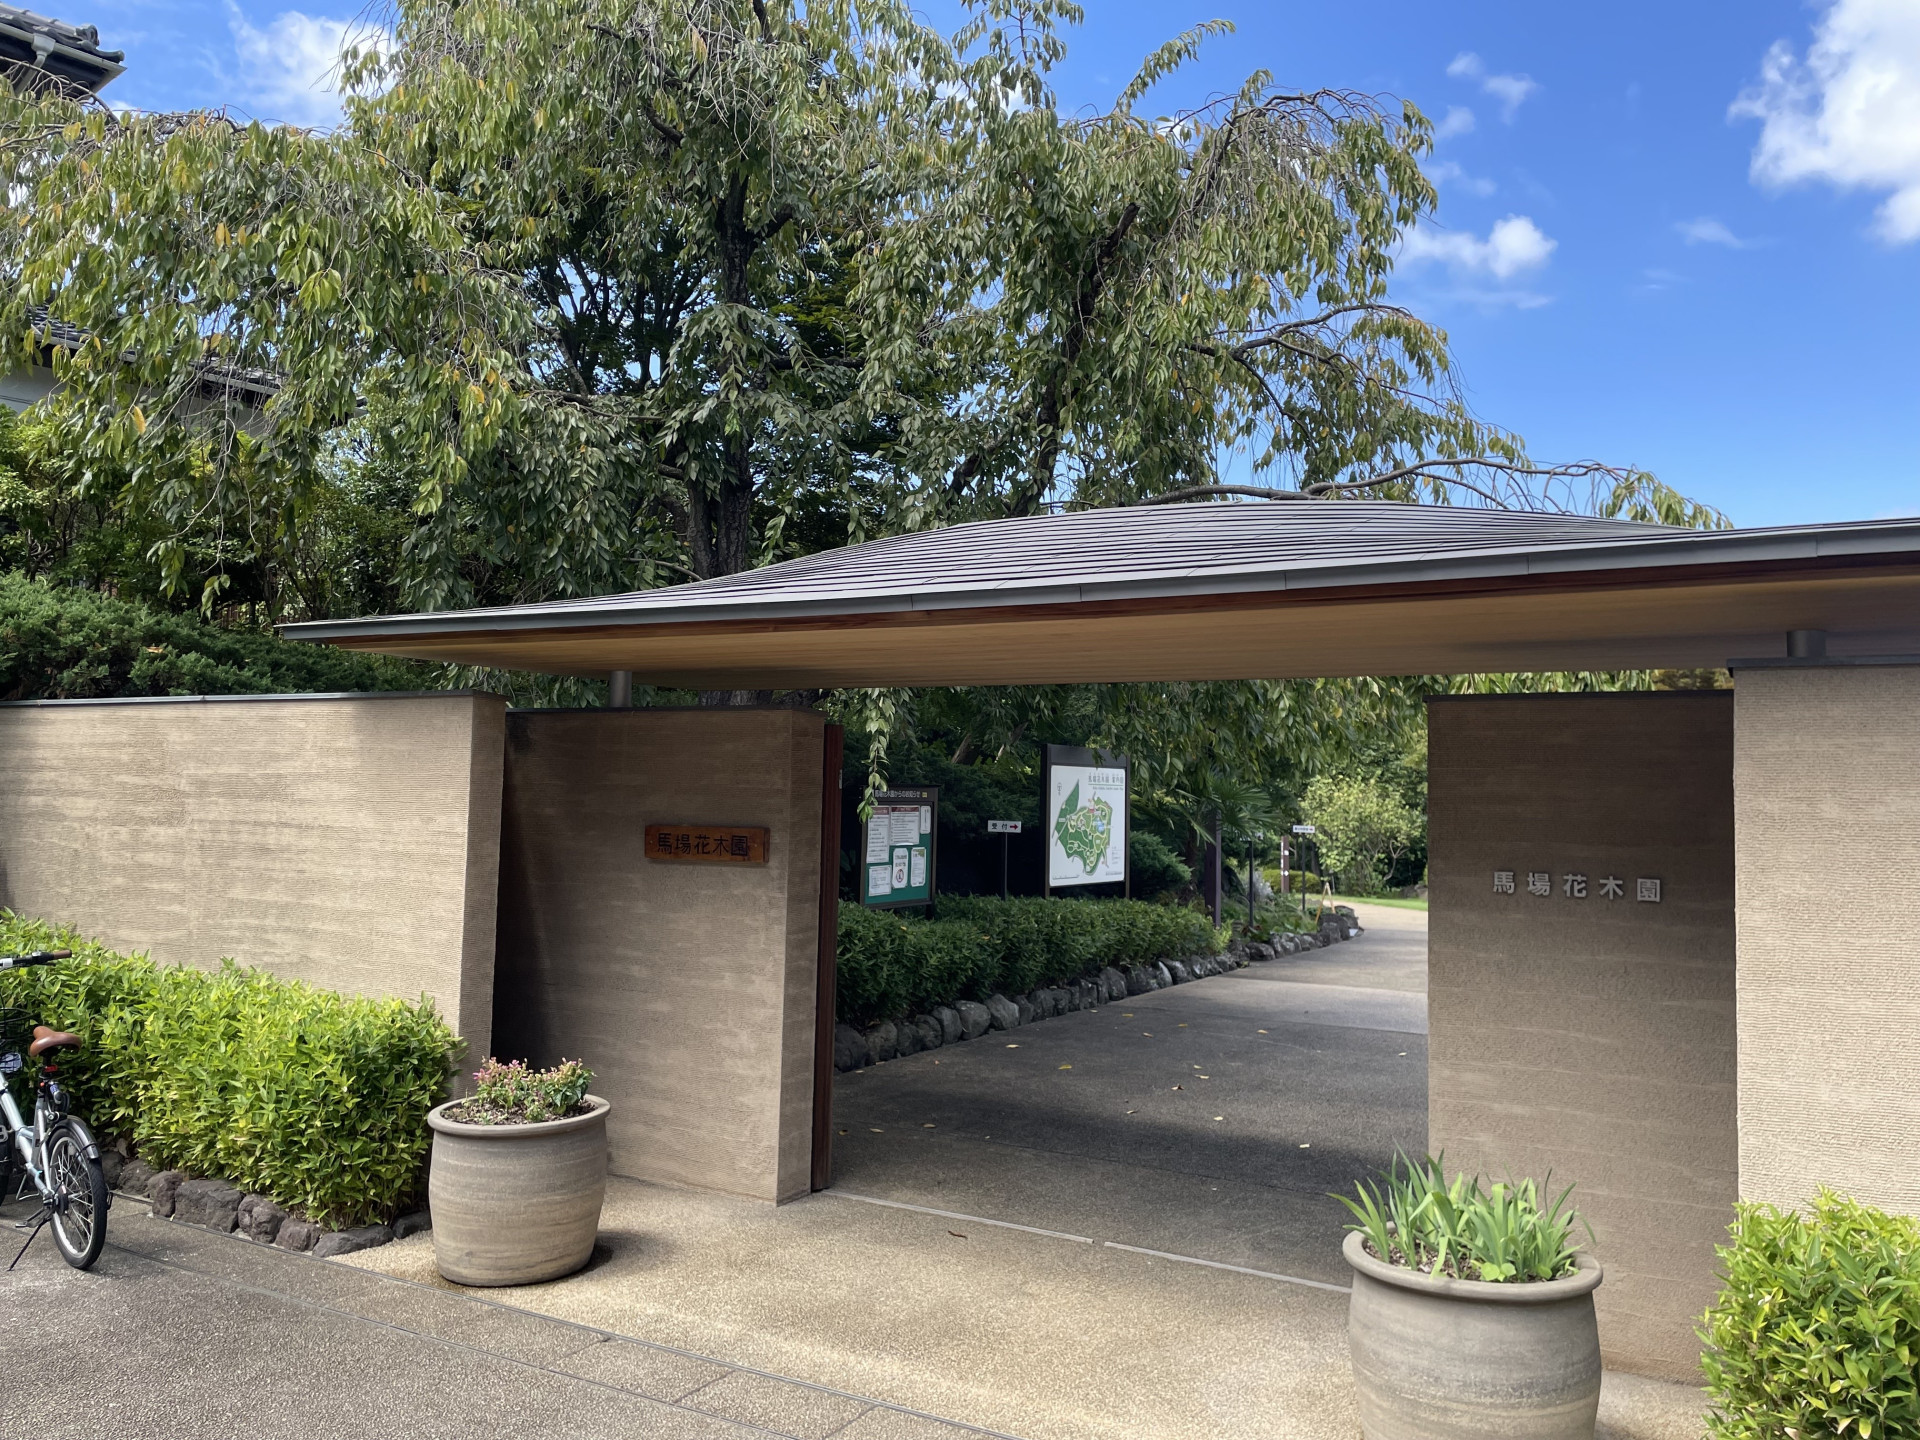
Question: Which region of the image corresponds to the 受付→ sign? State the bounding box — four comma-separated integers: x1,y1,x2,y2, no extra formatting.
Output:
645,825,769,864
987,819,1022,834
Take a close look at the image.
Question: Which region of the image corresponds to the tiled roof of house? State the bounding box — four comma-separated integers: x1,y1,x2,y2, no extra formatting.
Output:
0,4,124,93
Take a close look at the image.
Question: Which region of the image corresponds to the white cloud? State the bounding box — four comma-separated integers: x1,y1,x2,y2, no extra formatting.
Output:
227,6,383,128
1435,104,1476,139
1427,160,1497,197
1731,0,1920,244
1675,217,1753,248
1448,51,1539,121
1399,214,1556,279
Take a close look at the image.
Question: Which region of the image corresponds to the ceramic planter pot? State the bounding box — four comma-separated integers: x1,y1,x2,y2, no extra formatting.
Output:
427,1095,609,1286
1344,1230,1604,1440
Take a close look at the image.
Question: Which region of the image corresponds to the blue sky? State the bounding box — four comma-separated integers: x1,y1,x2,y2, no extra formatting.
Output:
77,0,1920,527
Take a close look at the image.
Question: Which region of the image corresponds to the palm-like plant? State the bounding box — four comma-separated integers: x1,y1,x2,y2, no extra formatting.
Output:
1337,1153,1591,1283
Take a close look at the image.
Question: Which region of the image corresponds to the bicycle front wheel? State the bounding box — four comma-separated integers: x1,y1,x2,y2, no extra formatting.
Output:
46,1127,107,1269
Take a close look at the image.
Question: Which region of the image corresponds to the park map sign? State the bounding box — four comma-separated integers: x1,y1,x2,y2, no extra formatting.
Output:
1044,745,1129,892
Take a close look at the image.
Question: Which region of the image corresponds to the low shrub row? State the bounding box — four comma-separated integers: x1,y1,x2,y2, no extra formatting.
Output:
836,896,1224,1025
1703,1191,1920,1440
0,912,459,1226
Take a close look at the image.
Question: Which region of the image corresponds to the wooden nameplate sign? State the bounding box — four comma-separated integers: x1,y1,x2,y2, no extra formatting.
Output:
644,824,770,864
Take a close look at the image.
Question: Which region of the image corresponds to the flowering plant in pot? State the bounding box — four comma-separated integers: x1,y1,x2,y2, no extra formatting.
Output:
427,1058,608,1286
1337,1154,1602,1440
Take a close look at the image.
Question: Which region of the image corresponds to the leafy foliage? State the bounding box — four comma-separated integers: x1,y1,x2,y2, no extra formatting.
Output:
836,895,1222,1024
0,0,1707,620
1337,1152,1589,1283
1301,771,1422,895
1701,1194,1920,1440
0,570,430,700
0,913,460,1226
450,1057,595,1125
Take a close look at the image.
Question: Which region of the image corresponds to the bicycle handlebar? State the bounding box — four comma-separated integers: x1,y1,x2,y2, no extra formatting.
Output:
0,949,71,970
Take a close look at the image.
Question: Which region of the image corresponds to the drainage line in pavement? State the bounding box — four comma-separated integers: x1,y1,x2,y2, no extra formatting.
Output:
824,1192,1352,1295
1099,1242,1352,1294
827,1192,1097,1245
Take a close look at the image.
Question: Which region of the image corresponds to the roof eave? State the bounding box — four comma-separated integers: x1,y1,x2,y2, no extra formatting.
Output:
279,518,1920,647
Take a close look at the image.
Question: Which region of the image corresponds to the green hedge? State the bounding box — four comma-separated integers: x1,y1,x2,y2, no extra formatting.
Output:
0,913,459,1226
0,570,429,701
1702,1192,1920,1440
837,896,1224,1026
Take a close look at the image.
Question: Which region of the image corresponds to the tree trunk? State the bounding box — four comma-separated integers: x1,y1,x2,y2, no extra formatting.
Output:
691,172,763,705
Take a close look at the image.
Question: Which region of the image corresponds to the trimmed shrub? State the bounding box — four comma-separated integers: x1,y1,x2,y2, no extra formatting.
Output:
0,570,429,701
836,896,1224,1025
1702,1192,1920,1440
0,912,459,1226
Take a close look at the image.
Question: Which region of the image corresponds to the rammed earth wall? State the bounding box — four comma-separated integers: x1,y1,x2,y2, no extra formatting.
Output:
0,692,506,1055
1426,692,1737,1384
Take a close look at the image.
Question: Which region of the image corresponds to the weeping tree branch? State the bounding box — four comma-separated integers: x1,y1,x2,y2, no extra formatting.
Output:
1140,458,1732,528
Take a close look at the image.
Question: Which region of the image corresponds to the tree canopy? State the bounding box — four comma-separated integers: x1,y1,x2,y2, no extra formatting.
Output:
0,0,1727,831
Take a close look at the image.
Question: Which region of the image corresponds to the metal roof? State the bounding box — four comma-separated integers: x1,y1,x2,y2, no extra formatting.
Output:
282,500,1920,685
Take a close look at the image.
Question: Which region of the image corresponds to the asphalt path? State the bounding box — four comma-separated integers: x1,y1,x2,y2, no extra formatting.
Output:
827,903,1430,1284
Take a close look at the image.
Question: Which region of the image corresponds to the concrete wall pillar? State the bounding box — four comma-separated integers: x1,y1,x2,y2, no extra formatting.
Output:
491,707,829,1204
1427,692,1737,1382
0,692,506,1055
1732,663,1920,1215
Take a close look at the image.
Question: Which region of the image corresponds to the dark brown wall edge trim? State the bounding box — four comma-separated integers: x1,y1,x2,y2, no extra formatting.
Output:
812,723,845,1193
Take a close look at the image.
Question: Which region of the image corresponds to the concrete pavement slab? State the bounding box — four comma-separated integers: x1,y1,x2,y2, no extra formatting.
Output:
0,1200,977,1440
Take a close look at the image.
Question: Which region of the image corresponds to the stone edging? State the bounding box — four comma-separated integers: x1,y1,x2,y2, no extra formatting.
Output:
834,908,1363,1073
104,1151,425,1257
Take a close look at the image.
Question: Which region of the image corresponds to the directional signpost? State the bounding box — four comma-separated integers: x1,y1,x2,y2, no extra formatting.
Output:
987,819,1021,899
1291,824,1316,916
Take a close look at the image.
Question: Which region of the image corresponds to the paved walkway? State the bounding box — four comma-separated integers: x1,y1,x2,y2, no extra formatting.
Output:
6,904,1707,1439
0,1198,995,1440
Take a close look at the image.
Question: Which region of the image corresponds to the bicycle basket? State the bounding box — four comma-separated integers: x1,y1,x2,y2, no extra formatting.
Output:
0,1005,31,1076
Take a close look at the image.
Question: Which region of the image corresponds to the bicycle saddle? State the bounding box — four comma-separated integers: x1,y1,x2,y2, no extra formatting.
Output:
28,1026,81,1056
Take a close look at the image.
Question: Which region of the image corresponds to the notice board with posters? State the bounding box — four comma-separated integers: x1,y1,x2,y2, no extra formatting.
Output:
1044,745,1129,893
861,786,938,908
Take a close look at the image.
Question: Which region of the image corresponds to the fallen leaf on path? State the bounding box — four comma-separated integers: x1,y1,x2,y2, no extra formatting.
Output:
870,1128,884,1133
922,1123,936,1128
1213,1116,1224,1122
1171,1085,1183,1091
1299,1143,1311,1149
1006,1044,1020,1048
1058,1064,1072,1070
949,1231,967,1240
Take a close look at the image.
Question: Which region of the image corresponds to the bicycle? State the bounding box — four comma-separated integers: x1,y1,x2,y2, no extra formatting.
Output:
1,949,110,1270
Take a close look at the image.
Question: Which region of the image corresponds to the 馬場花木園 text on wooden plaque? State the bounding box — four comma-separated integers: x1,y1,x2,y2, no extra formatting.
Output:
644,825,770,864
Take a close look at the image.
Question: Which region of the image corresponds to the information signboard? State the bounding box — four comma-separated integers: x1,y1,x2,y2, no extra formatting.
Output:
1043,745,1128,893
861,786,938,908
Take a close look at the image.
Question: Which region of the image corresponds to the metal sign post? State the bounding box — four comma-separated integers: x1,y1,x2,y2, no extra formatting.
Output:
1291,824,1316,918
987,819,1021,899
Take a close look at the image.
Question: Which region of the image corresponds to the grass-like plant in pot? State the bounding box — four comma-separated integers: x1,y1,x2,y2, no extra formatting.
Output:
427,1058,608,1286
1337,1153,1602,1440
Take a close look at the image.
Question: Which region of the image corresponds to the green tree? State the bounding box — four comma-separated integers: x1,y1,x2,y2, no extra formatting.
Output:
0,0,1706,621
1301,771,1420,895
